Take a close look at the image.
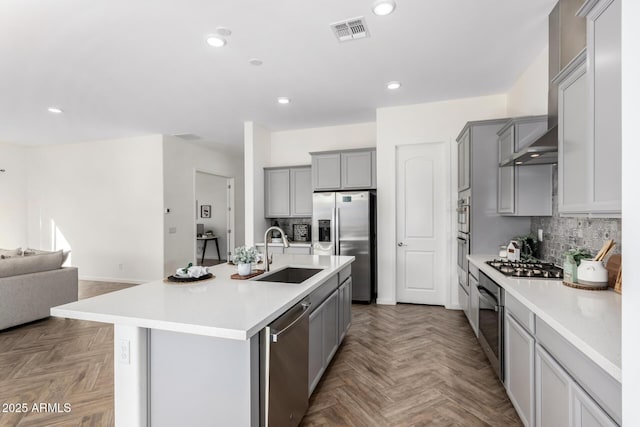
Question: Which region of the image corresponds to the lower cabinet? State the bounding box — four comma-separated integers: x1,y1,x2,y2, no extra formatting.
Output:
338,277,352,342
308,275,352,396
505,313,535,427
535,344,617,427
535,344,572,427
469,275,479,336
458,283,469,320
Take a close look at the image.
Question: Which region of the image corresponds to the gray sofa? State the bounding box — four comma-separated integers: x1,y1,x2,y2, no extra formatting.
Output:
0,249,78,330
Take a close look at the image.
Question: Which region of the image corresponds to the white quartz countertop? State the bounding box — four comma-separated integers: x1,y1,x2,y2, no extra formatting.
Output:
51,255,354,341
468,255,621,382
255,242,312,247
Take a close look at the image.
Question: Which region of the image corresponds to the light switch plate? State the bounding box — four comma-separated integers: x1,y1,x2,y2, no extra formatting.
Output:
118,339,130,364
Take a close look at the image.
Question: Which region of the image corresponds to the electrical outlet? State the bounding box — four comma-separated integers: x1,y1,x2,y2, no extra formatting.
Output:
118,263,124,271
118,339,130,364
538,228,544,242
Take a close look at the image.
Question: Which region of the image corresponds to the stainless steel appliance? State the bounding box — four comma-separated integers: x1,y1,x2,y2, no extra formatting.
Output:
486,260,563,279
477,271,504,381
312,191,376,303
457,233,469,289
262,300,311,426
456,196,470,234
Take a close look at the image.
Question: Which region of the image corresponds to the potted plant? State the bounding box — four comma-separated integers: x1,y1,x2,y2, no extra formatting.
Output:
233,246,258,276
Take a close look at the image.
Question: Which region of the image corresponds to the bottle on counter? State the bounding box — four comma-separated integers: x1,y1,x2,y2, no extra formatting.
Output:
563,254,577,283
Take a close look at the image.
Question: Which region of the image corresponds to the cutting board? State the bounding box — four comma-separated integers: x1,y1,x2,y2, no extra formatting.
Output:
606,254,621,293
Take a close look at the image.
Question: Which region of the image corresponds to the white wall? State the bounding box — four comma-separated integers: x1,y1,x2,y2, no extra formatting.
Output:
26,135,165,283
0,142,28,249
376,94,508,306
269,122,376,166
621,1,640,424
243,122,271,245
195,172,228,261
506,47,549,117
163,136,244,276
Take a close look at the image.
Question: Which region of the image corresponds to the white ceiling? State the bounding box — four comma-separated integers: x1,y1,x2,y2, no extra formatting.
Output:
0,0,556,147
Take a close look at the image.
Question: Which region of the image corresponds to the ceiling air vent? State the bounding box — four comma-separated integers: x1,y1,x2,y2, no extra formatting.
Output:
330,16,370,42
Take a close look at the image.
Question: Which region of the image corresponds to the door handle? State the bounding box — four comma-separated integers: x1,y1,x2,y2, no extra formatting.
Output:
398,242,407,247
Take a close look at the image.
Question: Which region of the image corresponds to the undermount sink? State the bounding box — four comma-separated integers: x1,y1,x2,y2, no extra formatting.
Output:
255,267,323,284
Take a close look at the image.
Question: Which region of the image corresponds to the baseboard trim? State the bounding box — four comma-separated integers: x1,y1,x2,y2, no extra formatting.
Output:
375,298,397,305
79,275,150,285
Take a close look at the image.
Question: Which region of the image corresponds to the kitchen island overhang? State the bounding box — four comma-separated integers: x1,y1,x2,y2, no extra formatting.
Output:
51,255,355,427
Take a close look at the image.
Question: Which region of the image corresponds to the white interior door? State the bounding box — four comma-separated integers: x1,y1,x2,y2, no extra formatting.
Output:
396,143,447,305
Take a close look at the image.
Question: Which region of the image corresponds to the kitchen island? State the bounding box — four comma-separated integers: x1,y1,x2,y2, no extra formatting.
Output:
51,254,354,427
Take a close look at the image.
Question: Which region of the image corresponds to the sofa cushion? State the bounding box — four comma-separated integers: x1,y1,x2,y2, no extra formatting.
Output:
0,250,64,278
24,248,71,264
0,248,22,257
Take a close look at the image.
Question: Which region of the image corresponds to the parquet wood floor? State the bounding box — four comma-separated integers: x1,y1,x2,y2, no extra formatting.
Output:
301,304,522,427
0,282,521,426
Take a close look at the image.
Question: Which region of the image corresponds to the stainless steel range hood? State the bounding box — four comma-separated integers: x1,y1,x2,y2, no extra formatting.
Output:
500,125,558,166
502,1,581,167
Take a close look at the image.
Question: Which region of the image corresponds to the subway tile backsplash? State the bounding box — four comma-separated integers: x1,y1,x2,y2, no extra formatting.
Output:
530,165,622,266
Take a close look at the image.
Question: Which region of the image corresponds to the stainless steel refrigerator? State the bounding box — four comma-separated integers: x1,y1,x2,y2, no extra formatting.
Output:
312,191,376,303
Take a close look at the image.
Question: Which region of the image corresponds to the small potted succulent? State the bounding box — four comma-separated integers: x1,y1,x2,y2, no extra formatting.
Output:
233,246,258,276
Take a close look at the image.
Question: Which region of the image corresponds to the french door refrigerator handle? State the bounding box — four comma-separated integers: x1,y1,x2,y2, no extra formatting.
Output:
336,207,340,255
331,207,337,255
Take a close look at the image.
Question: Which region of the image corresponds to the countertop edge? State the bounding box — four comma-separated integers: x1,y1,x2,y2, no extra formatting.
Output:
468,255,621,383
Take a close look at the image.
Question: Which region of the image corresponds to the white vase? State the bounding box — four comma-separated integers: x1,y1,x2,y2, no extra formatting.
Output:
238,263,252,276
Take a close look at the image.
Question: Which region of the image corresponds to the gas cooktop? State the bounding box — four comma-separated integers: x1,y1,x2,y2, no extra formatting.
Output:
486,259,563,279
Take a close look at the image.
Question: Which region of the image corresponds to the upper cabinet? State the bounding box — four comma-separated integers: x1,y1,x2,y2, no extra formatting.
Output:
457,129,471,192
497,117,553,216
264,166,312,218
557,0,621,217
311,148,376,191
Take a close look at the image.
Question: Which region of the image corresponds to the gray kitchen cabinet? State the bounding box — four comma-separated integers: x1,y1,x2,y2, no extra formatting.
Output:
468,274,479,337
497,117,552,216
338,277,352,343
311,148,376,191
342,150,373,189
264,168,290,218
458,284,469,321
322,290,339,366
308,270,351,396
557,54,590,215
572,382,617,427
505,313,535,427
312,153,341,190
558,0,621,217
535,344,572,427
457,129,471,192
308,307,323,396
290,167,313,217
264,166,312,218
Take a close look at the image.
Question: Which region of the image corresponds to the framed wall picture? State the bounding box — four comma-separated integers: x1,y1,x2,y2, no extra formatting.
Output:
201,205,211,218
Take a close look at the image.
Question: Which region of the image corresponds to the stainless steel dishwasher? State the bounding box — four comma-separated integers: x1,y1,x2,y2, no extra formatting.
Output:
261,299,311,426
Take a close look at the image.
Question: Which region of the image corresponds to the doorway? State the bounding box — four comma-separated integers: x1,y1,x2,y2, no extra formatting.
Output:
194,171,234,266
395,143,448,305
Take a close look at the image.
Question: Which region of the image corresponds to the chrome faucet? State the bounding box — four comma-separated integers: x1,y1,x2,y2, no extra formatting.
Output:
263,226,289,272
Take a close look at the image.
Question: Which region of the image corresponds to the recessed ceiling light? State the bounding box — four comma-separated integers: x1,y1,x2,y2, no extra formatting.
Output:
249,58,263,66
216,27,232,36
530,153,541,158
516,161,523,165
386,81,402,90
372,0,396,16
47,107,63,114
277,97,291,105
206,35,227,47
